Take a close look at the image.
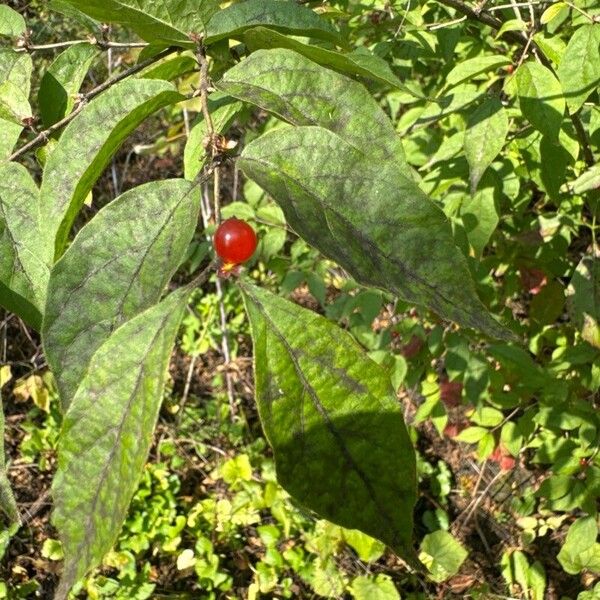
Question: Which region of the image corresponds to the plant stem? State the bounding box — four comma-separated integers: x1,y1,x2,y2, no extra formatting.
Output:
14,39,148,52
8,47,176,162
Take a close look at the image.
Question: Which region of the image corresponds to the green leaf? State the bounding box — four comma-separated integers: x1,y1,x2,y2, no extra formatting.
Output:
39,78,182,263
217,48,410,172
567,252,600,348
244,26,420,97
460,179,499,257
557,24,600,113
539,135,573,199
533,32,567,66
444,55,511,90
516,62,565,140
184,96,243,180
38,43,99,129
0,162,47,329
241,283,419,565
205,0,340,45
0,50,32,159
0,373,19,525
349,574,400,600
557,517,600,574
495,18,527,39
240,126,511,340
571,164,600,193
60,0,219,47
0,6,26,38
464,97,509,194
0,80,31,127
43,179,199,411
541,2,569,24
419,530,468,582
52,289,189,599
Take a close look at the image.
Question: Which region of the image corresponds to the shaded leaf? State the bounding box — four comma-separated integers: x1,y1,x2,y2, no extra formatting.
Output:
567,252,600,348
0,6,26,39
241,283,419,564
43,179,199,410
205,0,340,44
557,24,600,113
539,135,573,199
240,126,511,339
516,62,565,140
0,162,47,329
184,96,243,180
464,97,509,193
217,48,410,171
460,178,499,256
244,26,420,97
52,289,189,599
38,43,99,128
39,78,182,263
61,0,218,47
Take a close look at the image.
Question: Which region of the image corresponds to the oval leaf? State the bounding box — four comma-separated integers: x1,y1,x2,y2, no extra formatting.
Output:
241,283,419,565
60,0,219,47
0,162,47,329
39,78,182,263
464,96,509,194
0,6,26,38
516,61,565,140
38,43,99,128
205,0,340,44
43,179,200,410
240,126,511,340
52,288,189,599
557,24,600,113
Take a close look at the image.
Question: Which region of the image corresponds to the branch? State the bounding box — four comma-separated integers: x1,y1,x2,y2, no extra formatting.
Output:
14,38,148,53
8,47,176,162
434,0,595,166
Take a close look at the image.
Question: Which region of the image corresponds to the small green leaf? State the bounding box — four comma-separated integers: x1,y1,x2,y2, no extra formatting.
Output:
557,517,600,574
39,78,182,263
516,61,565,140
205,0,340,44
567,253,600,348
460,180,499,257
464,97,509,194
0,162,47,329
541,2,568,24
38,43,99,128
420,530,468,582
60,0,219,47
349,574,400,600
0,6,26,38
43,179,200,410
557,24,600,113
455,426,488,443
571,164,600,193
52,289,189,599
241,283,419,566
0,80,31,125
495,18,527,39
444,55,511,90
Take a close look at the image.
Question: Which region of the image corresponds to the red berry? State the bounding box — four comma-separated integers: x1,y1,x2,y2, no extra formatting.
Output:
440,379,463,408
214,218,257,265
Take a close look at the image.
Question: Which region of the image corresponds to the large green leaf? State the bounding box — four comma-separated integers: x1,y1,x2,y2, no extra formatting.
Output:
183,96,243,180
0,80,31,125
43,179,199,411
464,97,509,194
240,126,511,340
39,78,182,263
0,162,47,329
244,27,420,97
567,253,600,348
217,48,409,170
557,517,600,575
52,288,189,599
0,50,32,159
38,43,99,128
0,6,26,38
241,283,419,564
557,24,600,113
60,0,219,47
205,0,340,44
516,62,565,140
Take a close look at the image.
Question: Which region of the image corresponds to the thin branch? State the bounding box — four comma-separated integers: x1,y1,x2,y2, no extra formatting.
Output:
8,47,175,162
14,39,148,52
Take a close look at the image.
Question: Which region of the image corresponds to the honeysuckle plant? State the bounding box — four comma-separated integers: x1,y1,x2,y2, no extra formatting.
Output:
0,0,599,597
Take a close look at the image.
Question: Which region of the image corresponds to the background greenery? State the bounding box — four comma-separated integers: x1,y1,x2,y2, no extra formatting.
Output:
1,0,599,598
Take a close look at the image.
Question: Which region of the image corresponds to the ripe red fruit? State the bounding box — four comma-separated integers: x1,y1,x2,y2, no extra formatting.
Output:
214,218,257,265
440,379,463,408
